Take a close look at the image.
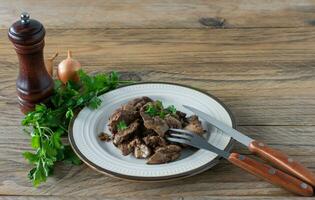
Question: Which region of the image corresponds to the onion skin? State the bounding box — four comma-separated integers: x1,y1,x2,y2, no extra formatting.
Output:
57,50,81,84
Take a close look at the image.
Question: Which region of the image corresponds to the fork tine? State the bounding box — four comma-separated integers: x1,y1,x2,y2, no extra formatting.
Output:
166,137,191,145
169,133,192,139
169,128,195,136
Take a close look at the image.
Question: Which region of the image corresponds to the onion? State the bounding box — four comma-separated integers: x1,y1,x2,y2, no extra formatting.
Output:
57,50,81,84
44,52,58,77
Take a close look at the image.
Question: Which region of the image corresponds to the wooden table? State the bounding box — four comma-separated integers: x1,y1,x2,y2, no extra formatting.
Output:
1,1,315,199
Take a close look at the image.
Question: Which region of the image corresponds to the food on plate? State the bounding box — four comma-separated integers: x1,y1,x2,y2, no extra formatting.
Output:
147,145,182,164
102,96,204,164
98,132,111,142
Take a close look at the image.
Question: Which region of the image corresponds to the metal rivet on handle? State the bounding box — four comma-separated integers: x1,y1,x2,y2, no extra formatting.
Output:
238,155,245,160
288,158,294,163
268,168,276,175
258,142,265,147
300,182,308,189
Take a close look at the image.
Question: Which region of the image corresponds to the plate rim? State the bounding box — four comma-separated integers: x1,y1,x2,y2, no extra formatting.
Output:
68,82,236,182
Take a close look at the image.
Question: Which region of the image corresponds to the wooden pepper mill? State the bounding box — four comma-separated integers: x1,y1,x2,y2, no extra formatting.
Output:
8,12,54,114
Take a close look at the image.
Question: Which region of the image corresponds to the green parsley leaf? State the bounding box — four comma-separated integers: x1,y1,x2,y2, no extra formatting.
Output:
87,96,102,109
117,120,128,131
64,146,82,165
31,135,41,149
145,104,159,117
23,152,39,164
50,130,63,149
145,100,177,119
32,160,47,187
155,100,163,110
165,105,177,115
65,108,74,119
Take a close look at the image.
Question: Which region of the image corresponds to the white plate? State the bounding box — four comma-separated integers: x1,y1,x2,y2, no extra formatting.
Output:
69,83,235,181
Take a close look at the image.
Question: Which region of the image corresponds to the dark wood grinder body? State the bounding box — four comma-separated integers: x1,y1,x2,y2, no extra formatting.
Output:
8,13,54,114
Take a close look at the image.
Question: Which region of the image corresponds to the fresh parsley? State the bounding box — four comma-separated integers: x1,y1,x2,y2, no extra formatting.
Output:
117,120,128,131
145,100,177,119
22,69,129,186
145,104,159,117
165,105,177,115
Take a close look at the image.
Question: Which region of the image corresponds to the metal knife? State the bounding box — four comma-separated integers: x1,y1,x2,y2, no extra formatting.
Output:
184,105,315,187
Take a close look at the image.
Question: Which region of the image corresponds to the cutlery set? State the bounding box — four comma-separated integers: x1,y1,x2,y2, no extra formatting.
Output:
167,105,315,196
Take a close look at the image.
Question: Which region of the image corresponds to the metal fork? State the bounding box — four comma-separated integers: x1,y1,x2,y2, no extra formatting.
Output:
166,128,313,197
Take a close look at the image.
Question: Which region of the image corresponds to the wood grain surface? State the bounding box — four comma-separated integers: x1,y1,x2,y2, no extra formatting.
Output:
2,0,315,29
1,0,315,199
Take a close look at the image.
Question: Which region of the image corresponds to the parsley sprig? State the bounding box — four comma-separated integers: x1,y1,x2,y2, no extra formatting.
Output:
145,100,177,119
22,69,128,186
117,120,128,131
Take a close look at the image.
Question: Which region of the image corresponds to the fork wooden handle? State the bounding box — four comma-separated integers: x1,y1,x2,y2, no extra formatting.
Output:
249,140,315,187
228,153,313,196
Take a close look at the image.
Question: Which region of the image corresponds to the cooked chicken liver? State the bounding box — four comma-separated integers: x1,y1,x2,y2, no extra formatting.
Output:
141,115,169,137
184,115,204,135
117,138,141,156
164,114,182,129
117,143,134,156
108,109,139,134
134,144,151,158
98,132,111,142
129,138,141,147
113,120,140,145
105,97,204,164
122,96,153,111
143,135,167,149
176,110,187,120
141,128,157,137
140,102,170,137
147,145,181,164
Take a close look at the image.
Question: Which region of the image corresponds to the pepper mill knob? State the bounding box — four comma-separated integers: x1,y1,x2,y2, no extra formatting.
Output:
20,12,30,24
8,12,54,114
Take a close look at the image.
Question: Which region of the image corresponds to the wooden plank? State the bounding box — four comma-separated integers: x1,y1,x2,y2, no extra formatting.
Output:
0,124,314,197
3,28,315,64
1,26,315,198
2,0,315,29
1,28,315,125
0,196,311,200
1,1,315,199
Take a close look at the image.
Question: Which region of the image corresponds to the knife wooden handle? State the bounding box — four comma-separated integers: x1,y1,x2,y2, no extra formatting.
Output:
249,140,315,187
228,153,313,196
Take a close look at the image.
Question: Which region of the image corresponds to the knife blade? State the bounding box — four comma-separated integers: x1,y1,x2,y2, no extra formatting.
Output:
183,105,253,146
